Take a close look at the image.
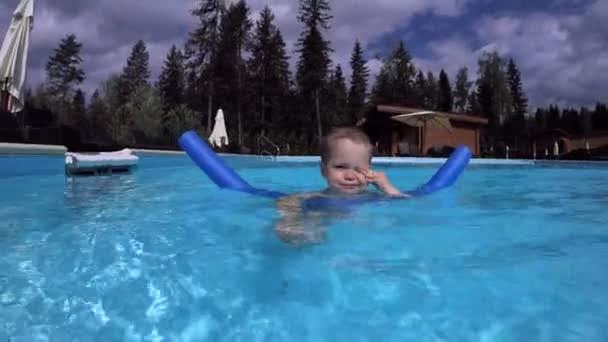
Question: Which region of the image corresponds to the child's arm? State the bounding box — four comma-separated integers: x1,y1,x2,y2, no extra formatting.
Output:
274,193,326,245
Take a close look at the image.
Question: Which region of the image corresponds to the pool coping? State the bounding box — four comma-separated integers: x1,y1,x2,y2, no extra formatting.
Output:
2,142,607,167
0,142,67,155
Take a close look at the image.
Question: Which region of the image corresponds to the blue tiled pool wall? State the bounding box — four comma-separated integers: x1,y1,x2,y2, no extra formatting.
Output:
1,153,607,179
0,154,274,178
0,155,66,178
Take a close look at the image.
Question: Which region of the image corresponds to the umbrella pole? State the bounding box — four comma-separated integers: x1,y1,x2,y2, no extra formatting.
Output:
1,77,8,111
422,121,426,155
416,127,422,155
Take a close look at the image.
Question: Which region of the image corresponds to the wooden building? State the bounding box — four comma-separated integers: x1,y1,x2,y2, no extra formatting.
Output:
360,105,489,157
523,129,608,158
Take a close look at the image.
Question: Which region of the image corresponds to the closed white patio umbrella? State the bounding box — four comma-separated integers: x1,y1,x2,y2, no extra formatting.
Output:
209,108,229,147
0,0,34,113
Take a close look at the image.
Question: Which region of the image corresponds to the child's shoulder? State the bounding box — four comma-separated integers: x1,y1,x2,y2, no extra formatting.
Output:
276,191,323,206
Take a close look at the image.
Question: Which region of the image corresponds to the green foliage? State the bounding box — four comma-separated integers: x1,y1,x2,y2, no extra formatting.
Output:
295,0,333,143
120,40,150,104
502,58,528,145
592,102,608,131
424,71,438,110
326,64,348,126
295,0,333,80
475,51,512,144
347,40,369,121
127,86,164,144
248,6,290,133
164,104,203,142
99,74,130,144
371,41,417,106
45,34,85,120
437,69,453,112
214,0,253,146
67,88,86,128
506,58,528,117
158,45,185,112
34,4,607,156
580,107,592,136
184,0,225,131
86,89,110,142
453,67,472,113
296,27,331,96
466,90,480,115
411,70,426,108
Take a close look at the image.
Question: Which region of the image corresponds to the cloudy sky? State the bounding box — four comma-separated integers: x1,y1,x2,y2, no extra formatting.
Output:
1,0,607,110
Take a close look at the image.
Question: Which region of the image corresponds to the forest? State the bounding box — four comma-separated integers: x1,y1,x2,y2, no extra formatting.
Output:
11,0,608,156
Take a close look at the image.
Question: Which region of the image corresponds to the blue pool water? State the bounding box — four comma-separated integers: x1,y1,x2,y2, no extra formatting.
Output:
1,156,608,341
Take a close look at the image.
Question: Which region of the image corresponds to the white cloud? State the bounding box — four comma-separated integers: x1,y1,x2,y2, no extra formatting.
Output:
402,0,608,109
475,7,608,108
2,0,473,95
2,0,605,108
414,37,481,80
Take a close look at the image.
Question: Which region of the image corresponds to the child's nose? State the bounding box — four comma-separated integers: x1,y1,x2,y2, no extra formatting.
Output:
344,169,357,179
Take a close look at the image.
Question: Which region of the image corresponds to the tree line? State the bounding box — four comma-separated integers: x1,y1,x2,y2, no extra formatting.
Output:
26,0,608,154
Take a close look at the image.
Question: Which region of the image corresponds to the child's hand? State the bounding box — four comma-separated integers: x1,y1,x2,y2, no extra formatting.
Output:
357,168,406,197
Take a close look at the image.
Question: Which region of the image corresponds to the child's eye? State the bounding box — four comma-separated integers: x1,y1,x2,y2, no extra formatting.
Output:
335,164,347,169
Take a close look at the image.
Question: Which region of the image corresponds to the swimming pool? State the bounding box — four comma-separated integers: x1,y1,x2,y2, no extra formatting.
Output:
1,156,608,341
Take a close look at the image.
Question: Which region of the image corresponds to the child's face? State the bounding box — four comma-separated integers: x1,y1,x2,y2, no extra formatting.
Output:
321,138,371,194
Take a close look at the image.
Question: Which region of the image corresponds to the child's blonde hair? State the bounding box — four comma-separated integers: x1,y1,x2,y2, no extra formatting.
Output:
320,126,373,163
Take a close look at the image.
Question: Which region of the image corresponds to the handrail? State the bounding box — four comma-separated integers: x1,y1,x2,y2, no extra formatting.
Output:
260,150,274,161
257,134,280,158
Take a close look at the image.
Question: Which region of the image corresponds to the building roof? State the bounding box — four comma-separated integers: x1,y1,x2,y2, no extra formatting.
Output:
376,105,489,125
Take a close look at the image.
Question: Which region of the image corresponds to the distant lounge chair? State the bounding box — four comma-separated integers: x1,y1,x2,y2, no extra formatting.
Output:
65,148,138,176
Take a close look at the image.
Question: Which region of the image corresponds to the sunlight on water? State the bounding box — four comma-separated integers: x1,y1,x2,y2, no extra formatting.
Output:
1,159,608,341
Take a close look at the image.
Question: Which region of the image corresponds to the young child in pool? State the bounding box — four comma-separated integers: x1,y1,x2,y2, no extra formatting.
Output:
274,126,407,245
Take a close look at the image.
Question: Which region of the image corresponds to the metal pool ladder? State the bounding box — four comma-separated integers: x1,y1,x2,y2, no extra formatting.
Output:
257,134,280,161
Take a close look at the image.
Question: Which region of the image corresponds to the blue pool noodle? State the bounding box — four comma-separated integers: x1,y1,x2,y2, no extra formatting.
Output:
178,131,287,198
178,130,471,204
405,145,471,197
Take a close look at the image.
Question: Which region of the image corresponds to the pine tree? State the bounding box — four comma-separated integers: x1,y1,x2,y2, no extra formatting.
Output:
99,74,130,144
248,6,290,137
424,71,438,110
158,45,185,112
70,88,86,127
45,34,85,118
506,58,528,117
393,41,416,105
453,67,471,113
127,86,164,144
249,6,274,133
87,89,108,142
371,41,416,106
270,30,290,93
185,0,225,132
437,69,453,112
215,0,252,146
120,40,150,104
535,108,547,133
560,107,579,135
547,105,561,130
475,51,511,145
412,70,426,108
371,67,392,104
505,58,528,144
347,40,369,122
580,107,592,137
327,64,347,126
295,0,333,144
592,102,608,131
466,88,480,115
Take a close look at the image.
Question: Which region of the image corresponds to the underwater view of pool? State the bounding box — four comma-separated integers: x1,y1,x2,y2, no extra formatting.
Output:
1,156,608,341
